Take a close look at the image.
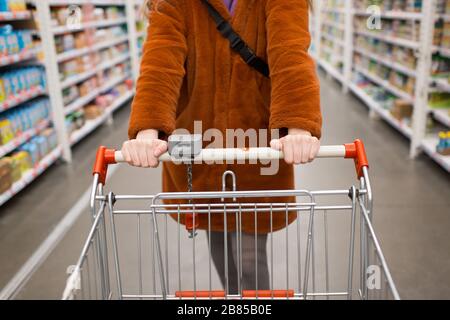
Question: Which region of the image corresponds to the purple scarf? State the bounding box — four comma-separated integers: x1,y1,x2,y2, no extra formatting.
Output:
223,0,237,15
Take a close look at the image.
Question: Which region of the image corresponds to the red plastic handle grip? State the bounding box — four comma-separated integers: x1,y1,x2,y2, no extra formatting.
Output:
92,147,117,185
344,139,369,179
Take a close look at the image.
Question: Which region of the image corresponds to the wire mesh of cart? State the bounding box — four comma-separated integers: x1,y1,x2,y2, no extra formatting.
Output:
62,137,400,300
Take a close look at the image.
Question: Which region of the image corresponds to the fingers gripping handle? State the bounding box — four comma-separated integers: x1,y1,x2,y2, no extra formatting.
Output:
92,140,370,184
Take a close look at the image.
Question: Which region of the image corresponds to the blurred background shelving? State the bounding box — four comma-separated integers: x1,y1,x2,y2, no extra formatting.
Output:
310,0,450,173
0,0,148,206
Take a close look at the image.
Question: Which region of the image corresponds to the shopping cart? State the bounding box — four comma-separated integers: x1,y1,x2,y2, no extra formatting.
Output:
62,137,400,300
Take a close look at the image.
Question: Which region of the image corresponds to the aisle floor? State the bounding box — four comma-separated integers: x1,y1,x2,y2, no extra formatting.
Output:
1,71,449,300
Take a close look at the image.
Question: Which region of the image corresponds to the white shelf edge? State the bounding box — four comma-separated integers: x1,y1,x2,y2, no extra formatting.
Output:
355,31,419,50
354,48,417,78
354,66,414,102
64,73,130,115
430,108,450,128
0,11,32,21
0,86,46,112
61,52,130,89
432,78,450,93
318,59,345,83
48,0,126,5
321,32,345,47
0,119,51,158
52,17,127,35
321,20,345,31
70,90,133,146
0,47,41,68
421,137,450,172
57,35,129,63
0,146,62,206
349,82,413,139
353,9,422,20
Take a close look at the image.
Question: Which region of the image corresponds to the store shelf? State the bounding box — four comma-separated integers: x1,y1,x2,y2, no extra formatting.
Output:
0,11,32,21
435,47,450,58
432,78,450,93
57,35,129,62
354,66,414,102
64,73,130,115
355,30,419,50
354,48,416,78
321,46,343,62
322,20,345,30
0,146,62,206
0,119,50,158
421,137,450,172
321,8,346,15
349,82,412,138
61,52,130,89
70,90,133,145
321,32,344,47
430,108,450,128
439,14,450,22
318,59,344,84
136,31,145,39
52,17,127,35
48,0,125,5
353,10,422,20
0,47,41,68
0,86,46,112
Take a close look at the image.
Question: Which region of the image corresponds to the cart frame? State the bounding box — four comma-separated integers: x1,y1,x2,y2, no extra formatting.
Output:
62,139,400,300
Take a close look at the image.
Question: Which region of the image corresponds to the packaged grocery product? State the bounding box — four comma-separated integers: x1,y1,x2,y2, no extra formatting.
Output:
11,150,32,173
0,119,14,145
3,156,20,182
437,132,450,156
19,141,39,166
84,104,102,120
390,100,413,121
41,128,58,151
33,135,49,159
0,156,12,193
0,157,11,178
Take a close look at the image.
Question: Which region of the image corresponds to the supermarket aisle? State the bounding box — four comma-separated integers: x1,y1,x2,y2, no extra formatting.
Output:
2,71,450,299
0,106,130,295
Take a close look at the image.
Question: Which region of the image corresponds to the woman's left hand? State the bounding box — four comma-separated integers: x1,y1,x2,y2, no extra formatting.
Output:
270,129,321,164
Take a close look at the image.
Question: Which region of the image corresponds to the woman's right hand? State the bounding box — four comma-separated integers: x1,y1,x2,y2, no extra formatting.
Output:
121,129,168,168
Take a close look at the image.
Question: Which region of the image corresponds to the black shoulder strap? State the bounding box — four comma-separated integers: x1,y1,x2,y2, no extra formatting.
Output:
200,0,270,78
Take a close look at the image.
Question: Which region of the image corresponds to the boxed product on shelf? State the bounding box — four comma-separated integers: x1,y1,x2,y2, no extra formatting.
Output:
19,139,40,166
40,127,57,151
0,0,26,12
51,5,126,27
391,99,413,121
65,111,85,134
0,97,50,137
0,157,12,193
429,91,450,108
0,25,33,57
62,86,79,105
437,131,450,155
0,67,46,103
0,118,13,145
83,104,103,120
354,0,423,12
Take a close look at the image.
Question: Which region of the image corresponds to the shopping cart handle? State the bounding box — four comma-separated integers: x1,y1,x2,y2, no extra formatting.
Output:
93,140,369,184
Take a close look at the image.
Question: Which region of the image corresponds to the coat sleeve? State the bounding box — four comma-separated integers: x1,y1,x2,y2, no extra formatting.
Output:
128,0,188,139
266,0,322,139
